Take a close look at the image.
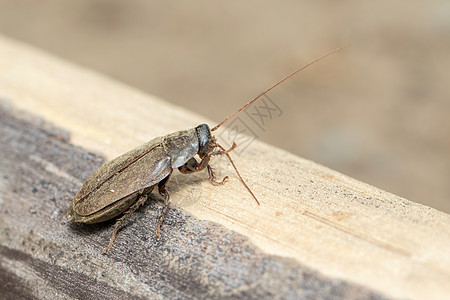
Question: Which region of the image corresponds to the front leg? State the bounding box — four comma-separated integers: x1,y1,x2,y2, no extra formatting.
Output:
179,157,228,186
207,165,228,186
178,156,209,174
178,143,237,183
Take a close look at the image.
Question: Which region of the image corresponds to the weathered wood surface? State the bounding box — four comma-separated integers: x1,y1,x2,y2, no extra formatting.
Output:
0,35,449,300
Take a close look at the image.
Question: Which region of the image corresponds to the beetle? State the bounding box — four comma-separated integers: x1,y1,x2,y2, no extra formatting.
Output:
67,46,346,254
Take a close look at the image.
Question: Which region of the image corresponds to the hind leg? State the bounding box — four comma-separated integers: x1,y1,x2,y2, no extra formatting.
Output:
102,194,148,254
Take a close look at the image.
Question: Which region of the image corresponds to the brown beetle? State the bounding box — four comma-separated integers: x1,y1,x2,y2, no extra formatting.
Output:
67,46,346,253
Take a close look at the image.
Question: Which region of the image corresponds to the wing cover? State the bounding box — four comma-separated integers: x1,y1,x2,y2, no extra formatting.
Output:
73,137,172,216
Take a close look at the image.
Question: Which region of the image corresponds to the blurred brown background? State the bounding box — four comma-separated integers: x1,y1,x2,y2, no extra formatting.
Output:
0,1,448,213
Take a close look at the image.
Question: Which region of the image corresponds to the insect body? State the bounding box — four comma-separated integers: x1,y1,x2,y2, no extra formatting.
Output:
67,46,346,254
68,124,245,253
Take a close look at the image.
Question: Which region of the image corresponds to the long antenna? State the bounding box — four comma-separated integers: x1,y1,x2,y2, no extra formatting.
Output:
215,144,260,205
211,44,349,131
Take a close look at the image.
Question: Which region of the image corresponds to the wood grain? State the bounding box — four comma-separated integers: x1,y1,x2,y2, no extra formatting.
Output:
0,35,449,299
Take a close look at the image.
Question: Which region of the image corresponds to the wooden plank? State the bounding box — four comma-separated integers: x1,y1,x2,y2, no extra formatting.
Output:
0,35,449,299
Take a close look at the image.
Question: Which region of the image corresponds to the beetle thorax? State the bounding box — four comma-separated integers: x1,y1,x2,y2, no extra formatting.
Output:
162,128,199,169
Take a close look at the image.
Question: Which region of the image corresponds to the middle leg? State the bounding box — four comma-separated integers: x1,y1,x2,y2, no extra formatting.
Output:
156,172,172,240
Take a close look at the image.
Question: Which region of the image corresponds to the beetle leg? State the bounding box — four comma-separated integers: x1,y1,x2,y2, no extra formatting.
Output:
205,142,237,160
178,157,207,174
179,144,236,184
156,173,172,240
179,157,227,185
207,165,228,186
179,143,237,174
179,143,237,173
102,194,148,254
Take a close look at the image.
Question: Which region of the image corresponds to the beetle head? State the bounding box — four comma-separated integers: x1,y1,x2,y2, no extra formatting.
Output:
195,123,215,157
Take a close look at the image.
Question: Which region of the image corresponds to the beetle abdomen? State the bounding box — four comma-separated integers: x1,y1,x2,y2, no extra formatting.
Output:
68,186,155,223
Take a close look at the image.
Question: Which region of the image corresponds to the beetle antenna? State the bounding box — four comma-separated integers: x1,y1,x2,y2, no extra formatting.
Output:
216,144,260,205
211,44,349,131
